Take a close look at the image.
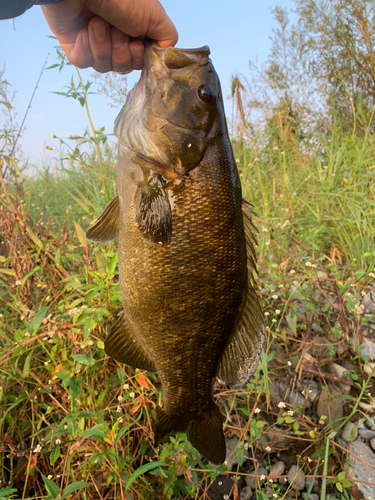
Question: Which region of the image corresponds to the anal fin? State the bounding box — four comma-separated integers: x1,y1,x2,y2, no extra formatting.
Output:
86,195,119,242
216,198,265,388
105,313,156,372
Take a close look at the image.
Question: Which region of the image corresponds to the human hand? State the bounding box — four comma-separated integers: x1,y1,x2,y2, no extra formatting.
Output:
41,0,178,73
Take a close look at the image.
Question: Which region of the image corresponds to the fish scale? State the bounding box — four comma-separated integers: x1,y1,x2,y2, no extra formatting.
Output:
86,40,265,464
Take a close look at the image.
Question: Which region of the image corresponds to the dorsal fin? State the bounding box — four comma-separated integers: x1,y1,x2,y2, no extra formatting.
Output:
216,198,265,387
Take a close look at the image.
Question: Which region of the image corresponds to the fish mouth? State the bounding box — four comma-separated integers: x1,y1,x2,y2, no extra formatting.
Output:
143,38,211,73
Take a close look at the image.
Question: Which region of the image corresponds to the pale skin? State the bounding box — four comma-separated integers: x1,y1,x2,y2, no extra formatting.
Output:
40,0,178,73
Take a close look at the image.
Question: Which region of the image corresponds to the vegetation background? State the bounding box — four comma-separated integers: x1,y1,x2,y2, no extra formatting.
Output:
0,1,374,499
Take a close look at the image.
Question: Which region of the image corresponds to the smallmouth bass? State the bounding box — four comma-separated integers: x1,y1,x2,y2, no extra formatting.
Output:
87,40,265,464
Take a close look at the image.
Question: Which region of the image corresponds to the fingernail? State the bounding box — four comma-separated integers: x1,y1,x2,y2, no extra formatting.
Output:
93,20,107,41
111,29,126,48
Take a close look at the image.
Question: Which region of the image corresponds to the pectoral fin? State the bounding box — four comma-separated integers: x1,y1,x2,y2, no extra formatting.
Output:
216,198,265,388
136,173,172,244
105,313,156,372
86,195,119,242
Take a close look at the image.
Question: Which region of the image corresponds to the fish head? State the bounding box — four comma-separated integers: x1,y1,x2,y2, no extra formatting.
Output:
115,40,224,180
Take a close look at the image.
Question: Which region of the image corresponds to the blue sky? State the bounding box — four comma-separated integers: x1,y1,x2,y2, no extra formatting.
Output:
0,0,295,166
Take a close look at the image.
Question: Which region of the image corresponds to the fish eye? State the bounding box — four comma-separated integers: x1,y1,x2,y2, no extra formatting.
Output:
197,84,213,103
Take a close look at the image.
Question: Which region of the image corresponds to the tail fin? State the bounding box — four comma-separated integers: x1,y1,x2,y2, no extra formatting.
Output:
154,405,226,465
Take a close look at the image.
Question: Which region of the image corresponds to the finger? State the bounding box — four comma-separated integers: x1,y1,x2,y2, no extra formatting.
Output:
110,28,133,74
129,40,144,70
61,28,94,69
92,0,178,48
88,17,112,73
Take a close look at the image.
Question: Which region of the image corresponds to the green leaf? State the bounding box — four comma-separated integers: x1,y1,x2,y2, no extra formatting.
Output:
29,306,50,335
286,313,297,334
42,475,60,499
336,482,343,492
72,354,95,366
61,481,89,499
0,487,17,498
126,462,167,491
23,353,32,379
337,471,346,481
284,416,295,424
50,444,60,466
22,265,41,286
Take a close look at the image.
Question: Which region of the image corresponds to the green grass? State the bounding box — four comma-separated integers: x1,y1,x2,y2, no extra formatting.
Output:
0,74,374,499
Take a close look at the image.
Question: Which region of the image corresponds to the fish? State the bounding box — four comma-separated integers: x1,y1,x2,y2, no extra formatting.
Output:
86,40,265,464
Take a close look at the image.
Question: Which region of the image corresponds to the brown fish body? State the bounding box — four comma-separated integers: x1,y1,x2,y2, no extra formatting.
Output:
87,41,264,464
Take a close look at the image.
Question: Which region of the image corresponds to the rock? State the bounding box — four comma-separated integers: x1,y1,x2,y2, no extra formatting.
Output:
240,485,252,500
287,465,305,491
370,437,375,451
317,386,344,426
225,437,249,471
269,460,285,481
363,362,375,377
305,476,319,491
256,434,271,453
331,363,352,394
301,379,319,403
245,466,266,489
362,290,375,314
265,428,289,449
302,494,319,500
358,428,375,440
341,422,357,442
335,343,345,356
359,339,375,360
345,440,375,500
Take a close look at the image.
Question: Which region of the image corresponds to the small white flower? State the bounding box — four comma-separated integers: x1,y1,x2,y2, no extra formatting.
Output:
272,295,278,299
265,446,271,452
272,318,277,323
287,361,292,366
361,291,366,296
275,309,281,314
117,396,123,402
369,272,375,278
287,410,294,416
269,478,273,483
15,280,22,286
244,442,249,450
55,439,61,445
116,406,122,413
123,383,129,390
33,444,42,453
305,262,312,267
323,165,328,169
48,474,53,479
260,474,265,480
311,264,317,268
265,241,270,246
273,146,278,151
290,269,296,274
278,402,286,408
64,425,68,430
278,284,284,288
129,392,135,398
254,408,261,413
264,311,270,316
262,227,268,232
